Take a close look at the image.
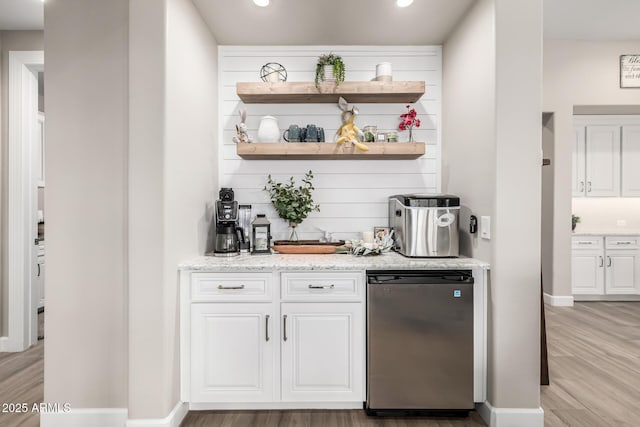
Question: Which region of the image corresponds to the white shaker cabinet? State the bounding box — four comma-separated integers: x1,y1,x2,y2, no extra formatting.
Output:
584,126,620,197
572,236,640,297
281,302,363,402
190,303,276,403
621,125,640,196
573,125,620,197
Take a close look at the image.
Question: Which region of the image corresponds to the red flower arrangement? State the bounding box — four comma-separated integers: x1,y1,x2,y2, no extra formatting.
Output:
399,105,421,142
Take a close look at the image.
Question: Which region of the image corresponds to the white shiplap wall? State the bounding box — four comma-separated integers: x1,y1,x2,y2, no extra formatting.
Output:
219,46,441,241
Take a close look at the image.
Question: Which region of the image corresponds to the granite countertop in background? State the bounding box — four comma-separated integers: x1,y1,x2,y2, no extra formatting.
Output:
179,251,489,271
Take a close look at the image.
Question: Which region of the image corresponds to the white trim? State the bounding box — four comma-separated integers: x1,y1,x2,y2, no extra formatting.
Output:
2,50,44,352
126,402,188,427
543,292,574,307
40,408,128,427
189,401,363,410
477,402,544,427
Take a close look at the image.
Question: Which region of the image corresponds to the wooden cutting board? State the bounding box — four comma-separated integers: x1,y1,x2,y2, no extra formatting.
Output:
272,245,337,254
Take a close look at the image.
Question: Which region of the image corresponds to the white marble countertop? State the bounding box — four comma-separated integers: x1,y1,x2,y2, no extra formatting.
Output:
573,230,640,236
179,251,489,271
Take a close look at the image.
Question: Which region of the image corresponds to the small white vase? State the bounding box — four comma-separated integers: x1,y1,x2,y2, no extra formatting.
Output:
257,116,280,142
323,64,336,82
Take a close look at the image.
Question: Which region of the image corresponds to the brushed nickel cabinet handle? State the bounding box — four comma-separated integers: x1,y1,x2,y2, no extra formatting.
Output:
37,264,41,277
599,256,604,267
607,256,612,267
308,284,335,289
283,315,288,342
616,241,632,245
587,181,592,192
217,284,245,290
577,241,593,245
265,315,270,342
579,181,584,192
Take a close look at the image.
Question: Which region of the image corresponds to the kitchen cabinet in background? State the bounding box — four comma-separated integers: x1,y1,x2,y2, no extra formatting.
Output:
573,116,640,197
572,235,640,298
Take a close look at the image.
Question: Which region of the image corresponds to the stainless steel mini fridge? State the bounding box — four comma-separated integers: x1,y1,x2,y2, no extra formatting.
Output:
366,270,474,415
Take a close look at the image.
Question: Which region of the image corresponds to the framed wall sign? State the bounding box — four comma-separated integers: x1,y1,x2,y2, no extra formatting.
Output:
620,55,640,88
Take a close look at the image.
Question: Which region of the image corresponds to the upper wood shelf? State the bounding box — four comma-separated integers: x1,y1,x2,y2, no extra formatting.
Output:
236,142,425,160
236,81,425,104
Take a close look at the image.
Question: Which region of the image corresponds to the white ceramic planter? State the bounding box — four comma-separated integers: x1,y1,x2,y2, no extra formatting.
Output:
257,115,280,142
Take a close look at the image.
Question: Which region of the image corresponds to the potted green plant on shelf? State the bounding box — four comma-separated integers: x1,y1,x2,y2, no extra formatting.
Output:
572,214,581,232
315,53,345,88
264,170,320,240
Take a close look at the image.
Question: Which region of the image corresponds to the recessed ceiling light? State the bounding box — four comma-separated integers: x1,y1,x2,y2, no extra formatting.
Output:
396,0,414,7
253,0,269,6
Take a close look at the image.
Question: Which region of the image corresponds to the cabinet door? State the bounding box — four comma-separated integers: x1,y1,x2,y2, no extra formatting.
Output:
572,250,605,294
585,125,620,196
621,125,640,196
190,303,275,402
572,126,586,197
281,302,363,402
605,250,640,294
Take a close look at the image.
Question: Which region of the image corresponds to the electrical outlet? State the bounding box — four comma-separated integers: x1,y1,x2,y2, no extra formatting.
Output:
617,219,627,227
480,216,491,240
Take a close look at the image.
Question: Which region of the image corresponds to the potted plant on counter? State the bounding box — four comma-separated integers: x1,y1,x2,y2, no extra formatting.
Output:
572,214,581,232
264,170,320,240
315,53,345,88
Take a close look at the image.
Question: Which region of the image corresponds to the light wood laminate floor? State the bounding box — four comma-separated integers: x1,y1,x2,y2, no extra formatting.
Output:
542,302,640,426
1,303,638,427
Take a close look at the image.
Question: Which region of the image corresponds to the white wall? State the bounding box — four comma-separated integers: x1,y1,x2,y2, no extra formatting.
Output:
44,0,129,409
542,114,554,295
219,46,441,241
0,30,44,337
442,0,495,263
128,0,219,419
444,0,543,417
543,39,640,298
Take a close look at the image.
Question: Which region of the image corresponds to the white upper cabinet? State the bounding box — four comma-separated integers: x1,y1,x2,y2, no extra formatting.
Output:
585,125,620,197
621,125,640,197
572,126,587,197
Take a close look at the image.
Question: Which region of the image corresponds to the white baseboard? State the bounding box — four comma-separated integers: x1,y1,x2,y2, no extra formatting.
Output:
126,402,188,427
477,402,544,427
543,292,574,307
40,408,128,427
189,401,362,410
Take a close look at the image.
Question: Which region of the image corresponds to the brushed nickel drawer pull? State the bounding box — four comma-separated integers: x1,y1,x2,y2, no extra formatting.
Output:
283,315,288,342
599,256,604,267
308,284,335,289
265,315,270,342
577,241,593,245
217,284,245,290
616,241,632,245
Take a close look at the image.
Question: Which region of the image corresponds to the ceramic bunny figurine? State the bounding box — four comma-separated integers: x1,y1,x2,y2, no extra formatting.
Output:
232,109,253,144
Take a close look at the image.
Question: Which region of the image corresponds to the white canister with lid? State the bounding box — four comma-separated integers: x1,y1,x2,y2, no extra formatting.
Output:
376,62,392,82
257,115,281,142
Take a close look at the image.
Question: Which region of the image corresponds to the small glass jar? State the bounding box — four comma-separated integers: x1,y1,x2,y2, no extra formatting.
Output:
386,131,398,142
376,132,387,142
363,125,377,143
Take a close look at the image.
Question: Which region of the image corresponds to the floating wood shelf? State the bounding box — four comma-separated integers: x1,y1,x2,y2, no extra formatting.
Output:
236,142,425,160
236,81,425,104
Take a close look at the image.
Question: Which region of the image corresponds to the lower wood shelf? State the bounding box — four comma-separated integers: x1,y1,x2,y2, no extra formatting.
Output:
236,142,425,160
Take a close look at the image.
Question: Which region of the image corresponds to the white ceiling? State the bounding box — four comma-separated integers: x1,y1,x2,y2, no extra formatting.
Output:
192,0,475,45
1,0,639,42
0,0,43,30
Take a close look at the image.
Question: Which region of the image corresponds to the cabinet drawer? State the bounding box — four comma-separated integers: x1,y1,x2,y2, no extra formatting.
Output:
606,236,640,250
572,236,604,250
281,271,363,301
191,272,272,302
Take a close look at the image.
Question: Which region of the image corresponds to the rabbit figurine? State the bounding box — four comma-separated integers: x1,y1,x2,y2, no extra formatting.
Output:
232,109,253,144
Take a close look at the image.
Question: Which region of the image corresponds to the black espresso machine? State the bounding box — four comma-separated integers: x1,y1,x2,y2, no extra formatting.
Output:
213,188,246,257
